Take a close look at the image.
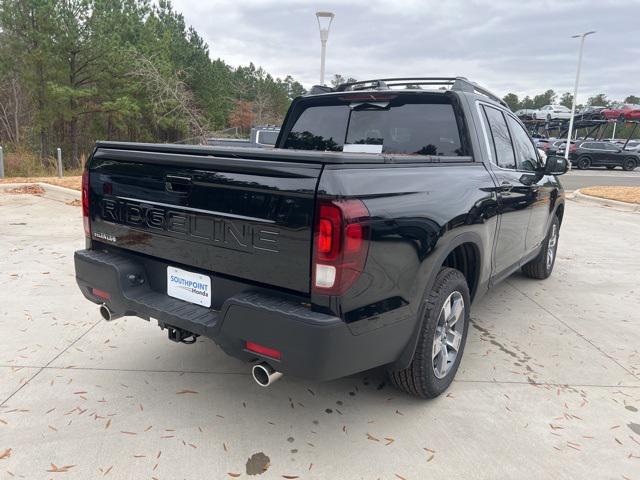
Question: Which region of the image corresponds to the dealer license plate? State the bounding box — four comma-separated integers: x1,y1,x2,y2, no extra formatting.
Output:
167,266,211,307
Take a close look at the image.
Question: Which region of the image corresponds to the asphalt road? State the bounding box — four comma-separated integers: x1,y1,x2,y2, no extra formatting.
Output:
560,168,640,191
1,192,639,479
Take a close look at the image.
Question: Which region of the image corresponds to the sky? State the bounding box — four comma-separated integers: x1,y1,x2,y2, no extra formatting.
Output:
172,0,640,102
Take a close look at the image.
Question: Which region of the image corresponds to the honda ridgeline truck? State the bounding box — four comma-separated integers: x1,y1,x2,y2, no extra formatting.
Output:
75,77,568,398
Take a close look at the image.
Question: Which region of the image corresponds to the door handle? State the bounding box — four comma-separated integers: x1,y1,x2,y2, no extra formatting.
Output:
498,181,513,193
165,175,192,194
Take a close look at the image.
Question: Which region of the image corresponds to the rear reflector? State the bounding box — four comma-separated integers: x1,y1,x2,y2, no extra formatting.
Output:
92,288,110,300
246,341,281,360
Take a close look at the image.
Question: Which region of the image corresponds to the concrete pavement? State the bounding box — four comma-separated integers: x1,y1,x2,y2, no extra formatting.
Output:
1,192,639,479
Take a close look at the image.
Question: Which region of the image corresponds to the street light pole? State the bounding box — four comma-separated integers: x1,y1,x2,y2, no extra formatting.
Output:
565,31,596,168
315,11,335,85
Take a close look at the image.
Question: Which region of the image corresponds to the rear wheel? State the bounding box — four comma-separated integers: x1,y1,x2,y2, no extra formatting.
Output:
622,157,637,171
388,268,469,398
576,156,591,170
522,216,560,280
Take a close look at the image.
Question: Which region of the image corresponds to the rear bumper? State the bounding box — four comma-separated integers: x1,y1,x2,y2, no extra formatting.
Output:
74,249,413,381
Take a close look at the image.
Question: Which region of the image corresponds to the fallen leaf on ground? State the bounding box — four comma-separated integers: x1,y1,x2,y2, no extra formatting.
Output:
6,185,45,195
0,448,11,459
47,464,76,472
176,389,198,395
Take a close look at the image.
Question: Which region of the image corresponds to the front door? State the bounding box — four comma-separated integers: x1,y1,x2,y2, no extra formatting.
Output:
503,114,553,251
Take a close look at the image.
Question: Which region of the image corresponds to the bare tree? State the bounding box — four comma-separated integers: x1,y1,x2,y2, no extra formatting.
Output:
253,81,273,126
0,74,31,148
129,52,209,142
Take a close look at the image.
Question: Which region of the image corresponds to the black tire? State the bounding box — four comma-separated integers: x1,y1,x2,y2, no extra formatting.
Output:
576,156,591,170
618,114,626,124
547,114,552,121
622,157,637,171
522,216,560,280
388,268,470,398
606,165,616,170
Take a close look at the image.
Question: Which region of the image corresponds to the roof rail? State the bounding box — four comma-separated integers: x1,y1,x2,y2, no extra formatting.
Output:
335,76,508,108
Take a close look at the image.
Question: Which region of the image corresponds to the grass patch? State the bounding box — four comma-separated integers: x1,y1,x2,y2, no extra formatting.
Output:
580,186,640,205
0,176,82,190
1,150,83,177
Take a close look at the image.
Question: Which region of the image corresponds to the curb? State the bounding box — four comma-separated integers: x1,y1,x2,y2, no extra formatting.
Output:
0,182,80,203
571,189,640,213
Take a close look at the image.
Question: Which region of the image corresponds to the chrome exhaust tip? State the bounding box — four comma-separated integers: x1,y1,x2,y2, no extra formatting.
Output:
251,362,283,387
99,304,121,322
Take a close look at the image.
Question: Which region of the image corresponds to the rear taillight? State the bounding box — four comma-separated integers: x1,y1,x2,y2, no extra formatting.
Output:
570,143,577,152
312,199,370,295
82,168,90,237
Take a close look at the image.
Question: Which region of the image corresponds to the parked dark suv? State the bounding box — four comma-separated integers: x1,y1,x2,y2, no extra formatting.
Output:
568,141,639,170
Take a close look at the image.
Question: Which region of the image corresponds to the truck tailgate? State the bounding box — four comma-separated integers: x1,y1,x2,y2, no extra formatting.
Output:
88,147,321,293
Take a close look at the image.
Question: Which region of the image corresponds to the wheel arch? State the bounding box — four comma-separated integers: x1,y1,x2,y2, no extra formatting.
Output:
391,232,485,371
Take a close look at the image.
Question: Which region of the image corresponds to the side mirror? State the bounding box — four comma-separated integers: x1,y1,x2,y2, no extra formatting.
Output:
544,155,569,175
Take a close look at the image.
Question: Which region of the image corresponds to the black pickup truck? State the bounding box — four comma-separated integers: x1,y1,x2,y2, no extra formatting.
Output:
75,77,568,398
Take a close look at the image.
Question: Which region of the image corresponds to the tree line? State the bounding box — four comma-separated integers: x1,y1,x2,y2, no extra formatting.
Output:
502,90,640,139
502,90,640,112
2,0,638,173
0,0,306,169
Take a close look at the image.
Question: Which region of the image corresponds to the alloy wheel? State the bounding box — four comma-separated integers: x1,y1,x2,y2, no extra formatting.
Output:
432,291,465,379
546,223,558,270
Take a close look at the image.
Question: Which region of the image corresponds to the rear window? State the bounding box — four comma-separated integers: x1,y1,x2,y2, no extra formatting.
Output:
283,95,464,156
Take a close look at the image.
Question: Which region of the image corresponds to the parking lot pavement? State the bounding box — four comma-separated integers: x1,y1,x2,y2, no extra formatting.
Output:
1,193,639,480
561,168,640,191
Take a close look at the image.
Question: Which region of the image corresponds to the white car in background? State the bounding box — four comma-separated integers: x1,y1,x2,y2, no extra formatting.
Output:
532,105,572,121
514,108,537,119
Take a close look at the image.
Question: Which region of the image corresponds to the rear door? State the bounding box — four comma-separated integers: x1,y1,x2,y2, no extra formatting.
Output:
481,105,532,277
603,143,622,166
88,148,321,293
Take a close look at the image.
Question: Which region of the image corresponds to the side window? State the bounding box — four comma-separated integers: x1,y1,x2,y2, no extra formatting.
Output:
483,106,516,169
506,115,539,172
